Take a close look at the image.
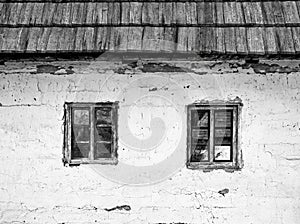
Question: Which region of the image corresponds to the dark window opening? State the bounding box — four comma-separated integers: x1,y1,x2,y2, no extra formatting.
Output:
187,103,242,171
63,102,118,165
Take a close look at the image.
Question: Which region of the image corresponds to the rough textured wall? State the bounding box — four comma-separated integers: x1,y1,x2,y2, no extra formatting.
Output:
0,59,299,224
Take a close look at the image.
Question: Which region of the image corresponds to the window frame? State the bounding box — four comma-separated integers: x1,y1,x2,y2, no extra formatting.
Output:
186,101,243,171
63,102,118,165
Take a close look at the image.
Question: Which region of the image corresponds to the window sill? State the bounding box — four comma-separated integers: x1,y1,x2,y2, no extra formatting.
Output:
186,162,242,172
67,158,118,165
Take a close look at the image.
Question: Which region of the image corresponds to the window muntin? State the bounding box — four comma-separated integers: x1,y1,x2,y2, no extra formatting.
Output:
64,102,118,165
187,103,242,170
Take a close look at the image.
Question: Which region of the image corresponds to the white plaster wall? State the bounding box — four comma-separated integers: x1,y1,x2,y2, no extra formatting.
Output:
0,60,299,224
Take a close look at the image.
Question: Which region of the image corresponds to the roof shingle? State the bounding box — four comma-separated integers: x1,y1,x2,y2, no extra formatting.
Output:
0,1,300,55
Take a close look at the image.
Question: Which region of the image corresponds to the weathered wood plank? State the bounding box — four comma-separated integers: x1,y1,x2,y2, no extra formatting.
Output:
159,2,173,25
95,27,109,51
0,28,4,51
19,27,30,51
292,27,300,53
1,28,10,51
235,2,244,24
271,1,285,24
176,2,186,24
247,28,265,54
163,27,176,52
58,28,75,51
262,2,275,24
185,2,197,25
19,3,35,25
215,2,224,25
85,2,95,24
27,27,41,51
297,2,300,21
263,27,278,54
94,3,108,24
82,3,88,25
142,27,162,51
281,1,300,24
3,28,22,51
109,27,121,51
235,27,248,54
109,2,120,25
53,3,63,25
121,2,130,24
31,3,45,25
276,27,295,54
243,2,264,24
61,3,72,25
151,2,160,25
224,27,236,53
71,3,85,25
254,2,265,24
0,3,3,23
187,27,197,52
196,2,205,24
47,27,63,51
74,27,85,51
142,2,159,25
127,27,143,51
41,3,56,25
198,27,205,52
177,27,188,52
215,27,225,53
204,2,216,24
7,3,20,25
83,27,95,51
119,27,129,51
224,2,239,24
129,2,142,24
203,27,215,53
0,3,10,25
37,28,51,51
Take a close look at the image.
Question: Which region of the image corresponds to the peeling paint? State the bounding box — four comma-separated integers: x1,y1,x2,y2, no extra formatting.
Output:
149,87,158,92
104,205,131,212
140,63,185,73
35,65,75,75
218,188,229,196
240,61,300,74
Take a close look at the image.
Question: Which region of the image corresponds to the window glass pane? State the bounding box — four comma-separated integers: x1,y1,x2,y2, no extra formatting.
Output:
94,106,114,159
95,143,112,159
214,145,231,161
95,127,112,142
191,110,209,127
73,126,90,142
214,110,232,161
191,144,209,162
72,108,90,159
214,110,232,128
192,129,209,140
74,109,89,125
190,109,210,162
95,107,112,125
71,143,90,159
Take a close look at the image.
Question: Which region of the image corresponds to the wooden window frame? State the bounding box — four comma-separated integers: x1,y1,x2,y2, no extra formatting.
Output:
187,101,243,171
63,102,118,165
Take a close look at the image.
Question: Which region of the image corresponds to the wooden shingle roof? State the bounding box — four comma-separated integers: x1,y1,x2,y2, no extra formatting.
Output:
1,1,300,55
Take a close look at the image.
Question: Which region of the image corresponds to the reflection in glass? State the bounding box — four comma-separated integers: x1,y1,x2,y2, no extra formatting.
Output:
95,143,112,159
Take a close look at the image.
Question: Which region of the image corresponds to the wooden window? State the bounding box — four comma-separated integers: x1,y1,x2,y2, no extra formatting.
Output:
63,102,118,165
187,102,242,171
